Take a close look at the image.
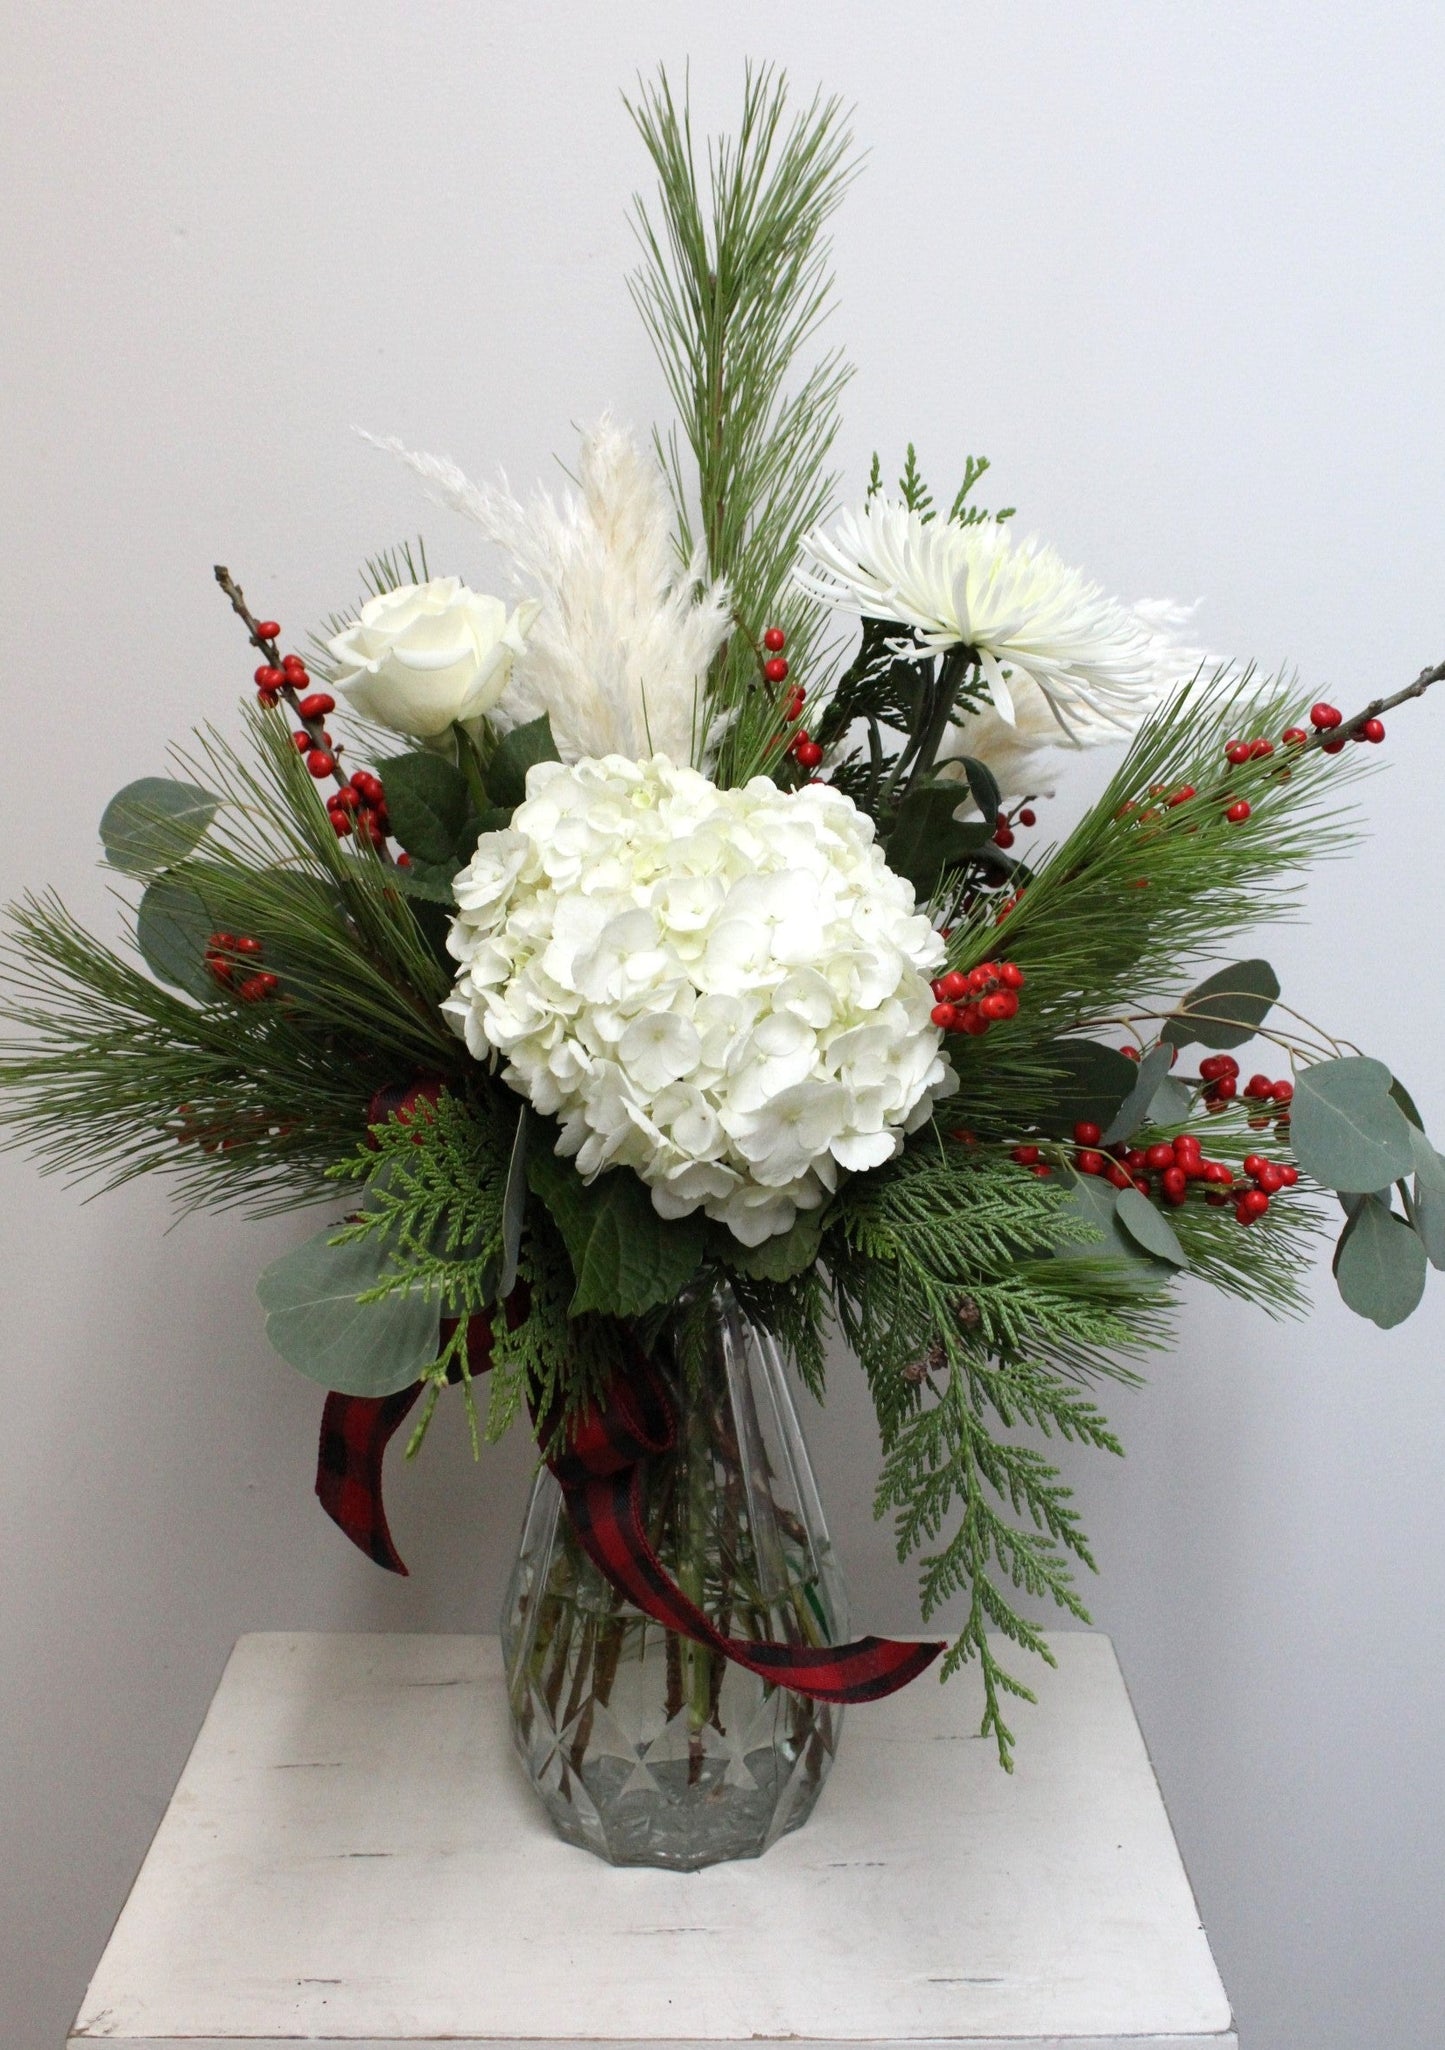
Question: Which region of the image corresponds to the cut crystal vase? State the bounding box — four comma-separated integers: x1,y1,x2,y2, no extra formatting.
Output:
500,1284,847,1869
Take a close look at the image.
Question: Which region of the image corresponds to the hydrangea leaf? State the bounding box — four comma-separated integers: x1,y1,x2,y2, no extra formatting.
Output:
721,1210,822,1281
528,1143,706,1318
485,715,559,811
377,752,472,864
1291,1056,1415,1193
1334,1193,1427,1327
101,778,219,875
1160,958,1280,1050
256,1225,439,1394
1113,1185,1189,1266
886,780,994,891
386,859,462,905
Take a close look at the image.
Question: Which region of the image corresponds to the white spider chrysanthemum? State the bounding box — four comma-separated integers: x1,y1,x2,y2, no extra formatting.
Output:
443,755,956,1245
367,419,731,768
795,498,1199,748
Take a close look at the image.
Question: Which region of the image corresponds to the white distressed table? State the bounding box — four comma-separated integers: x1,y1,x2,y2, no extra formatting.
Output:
69,1632,1235,2050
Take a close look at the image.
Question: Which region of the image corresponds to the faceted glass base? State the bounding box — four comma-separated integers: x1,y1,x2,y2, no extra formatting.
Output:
501,1288,847,1869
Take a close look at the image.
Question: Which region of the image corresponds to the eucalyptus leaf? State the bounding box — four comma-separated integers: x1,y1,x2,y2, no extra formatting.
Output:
1101,1044,1175,1146
1334,1193,1427,1328
135,874,218,999
377,752,472,865
1113,1185,1189,1267
1147,1076,1194,1127
1035,1039,1141,1138
485,715,559,810
1408,1124,1445,1270
1389,1076,1426,1130
1291,1056,1415,1193
256,1226,439,1394
1160,958,1280,1050
101,778,219,875
528,1143,706,1318
1052,1171,1144,1263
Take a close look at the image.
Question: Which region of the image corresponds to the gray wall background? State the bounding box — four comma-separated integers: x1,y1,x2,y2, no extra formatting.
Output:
3,5,1443,2046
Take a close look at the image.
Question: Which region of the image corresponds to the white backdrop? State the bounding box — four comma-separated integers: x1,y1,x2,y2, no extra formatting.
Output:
3,6,1444,2047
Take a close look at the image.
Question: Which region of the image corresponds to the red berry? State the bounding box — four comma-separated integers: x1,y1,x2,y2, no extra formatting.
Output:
1361,717,1385,743
1121,1046,1141,1063
764,656,790,684
1309,702,1342,730
763,626,787,652
1282,726,1308,745
1269,1080,1293,1104
1321,737,1347,753
238,971,279,1002
795,740,823,770
1124,1148,1147,1172
1106,1162,1132,1189
298,692,335,720
1074,1120,1103,1146
306,750,336,778
931,1002,957,1029
997,962,1026,989
959,1006,989,1036
330,812,353,837
1249,738,1275,759
293,729,312,750
1244,1075,1273,1100
939,970,968,1001
396,851,413,868
1239,1188,1270,1220
231,936,262,956
254,664,283,689
1033,1163,1053,1178
256,687,281,707
254,620,281,642
1243,1153,1269,1179
1225,799,1252,823
1075,1149,1105,1175
1255,1163,1286,1194
786,688,806,722
1011,1144,1041,1166
349,770,384,805
950,1127,977,1145
1161,1166,1188,1204
205,953,234,987
1167,785,1197,806
1212,1074,1238,1100
1017,807,1036,827
1145,1142,1175,1170
331,786,361,812
981,989,1018,1021
993,824,1016,849
1225,740,1251,765
1203,1161,1234,1187
1173,1131,1202,1158
1279,1164,1299,1186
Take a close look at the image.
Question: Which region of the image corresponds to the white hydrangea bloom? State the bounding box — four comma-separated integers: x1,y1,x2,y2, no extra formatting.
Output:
443,756,956,1245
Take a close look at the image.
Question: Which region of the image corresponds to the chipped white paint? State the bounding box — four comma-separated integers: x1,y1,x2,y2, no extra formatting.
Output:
69,1633,1234,2050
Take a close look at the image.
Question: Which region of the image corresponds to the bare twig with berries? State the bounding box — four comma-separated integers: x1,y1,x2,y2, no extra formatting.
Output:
1293,656,1445,755
213,567,400,860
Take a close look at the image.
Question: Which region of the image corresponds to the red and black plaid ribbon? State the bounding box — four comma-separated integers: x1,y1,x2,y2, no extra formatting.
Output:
314,1082,942,1701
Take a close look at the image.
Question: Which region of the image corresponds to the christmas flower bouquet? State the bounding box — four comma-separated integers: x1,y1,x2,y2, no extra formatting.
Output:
4,69,1443,1870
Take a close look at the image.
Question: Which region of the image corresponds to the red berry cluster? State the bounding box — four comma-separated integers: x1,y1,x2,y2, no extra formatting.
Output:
1198,1052,1294,1118
991,804,1036,850
204,932,279,1004
327,766,399,854
1068,1119,1298,1225
930,960,1025,1037
758,624,824,772
1307,699,1385,753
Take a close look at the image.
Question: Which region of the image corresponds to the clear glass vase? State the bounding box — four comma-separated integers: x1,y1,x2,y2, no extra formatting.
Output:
500,1284,848,1869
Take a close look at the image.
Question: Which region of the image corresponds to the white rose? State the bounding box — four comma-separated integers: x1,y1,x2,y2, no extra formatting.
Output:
328,578,539,739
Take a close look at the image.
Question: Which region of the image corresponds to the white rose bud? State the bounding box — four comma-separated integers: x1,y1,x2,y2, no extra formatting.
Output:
328,578,539,739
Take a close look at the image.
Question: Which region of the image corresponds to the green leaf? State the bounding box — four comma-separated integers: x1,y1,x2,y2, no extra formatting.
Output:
1291,1056,1415,1194
376,752,472,865
256,1226,439,1394
1390,1076,1426,1129
134,874,217,1000
1147,1075,1194,1126
1053,1171,1145,1263
1160,958,1280,1050
721,1210,822,1281
1102,1044,1175,1146
528,1143,706,1318
100,778,219,875
1035,1039,1140,1138
485,715,559,810
1334,1193,1427,1328
1113,1185,1189,1267
958,755,1001,828
498,1107,530,1299
1407,1123,1445,1270
886,781,993,890
385,859,461,905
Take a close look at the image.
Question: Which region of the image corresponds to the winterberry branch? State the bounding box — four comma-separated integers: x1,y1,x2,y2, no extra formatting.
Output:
1298,655,1445,752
